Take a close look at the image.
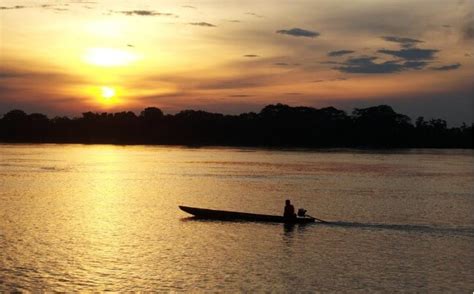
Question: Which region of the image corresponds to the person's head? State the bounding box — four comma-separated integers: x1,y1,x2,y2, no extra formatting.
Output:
285,199,291,205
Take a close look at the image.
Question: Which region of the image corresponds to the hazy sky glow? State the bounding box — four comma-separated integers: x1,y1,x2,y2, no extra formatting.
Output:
1,0,473,124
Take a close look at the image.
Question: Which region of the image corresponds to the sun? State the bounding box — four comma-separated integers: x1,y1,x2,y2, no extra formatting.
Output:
83,48,138,67
101,86,116,100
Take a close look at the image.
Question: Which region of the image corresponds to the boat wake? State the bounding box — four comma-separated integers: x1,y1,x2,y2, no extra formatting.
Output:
326,221,474,237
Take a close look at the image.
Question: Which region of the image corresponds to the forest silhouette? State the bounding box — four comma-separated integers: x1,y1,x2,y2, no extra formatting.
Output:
0,104,472,148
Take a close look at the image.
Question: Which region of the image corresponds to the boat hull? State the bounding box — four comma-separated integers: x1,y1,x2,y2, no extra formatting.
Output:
179,206,315,224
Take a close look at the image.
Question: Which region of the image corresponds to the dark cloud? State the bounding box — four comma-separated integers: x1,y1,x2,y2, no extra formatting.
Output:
402,61,428,70
431,63,461,71
313,78,348,83
328,50,354,57
0,5,25,9
381,36,424,48
333,53,435,74
113,10,177,17
334,56,405,74
243,54,259,58
276,28,320,38
182,5,196,9
328,41,439,74
229,94,253,97
377,48,438,60
189,22,216,27
442,24,451,28
274,62,289,66
284,92,302,95
319,61,340,65
226,20,241,23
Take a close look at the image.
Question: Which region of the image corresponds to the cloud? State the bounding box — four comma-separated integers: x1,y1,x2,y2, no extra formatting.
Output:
333,53,435,74
154,71,290,91
245,12,263,18
189,22,216,27
182,5,196,9
381,36,424,48
377,48,438,60
431,63,461,71
0,70,28,79
229,94,253,97
69,0,97,3
38,3,73,12
327,41,440,74
328,50,354,57
195,76,265,90
312,78,348,83
462,16,474,40
113,10,177,17
334,56,405,74
243,54,259,58
0,5,25,9
0,68,79,80
274,62,289,66
0,65,89,114
319,61,340,65
402,61,428,69
276,28,320,38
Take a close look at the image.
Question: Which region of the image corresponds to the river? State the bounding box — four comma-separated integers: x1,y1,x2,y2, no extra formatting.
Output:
0,144,473,291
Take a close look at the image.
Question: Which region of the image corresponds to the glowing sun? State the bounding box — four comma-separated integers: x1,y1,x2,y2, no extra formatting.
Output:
101,86,116,100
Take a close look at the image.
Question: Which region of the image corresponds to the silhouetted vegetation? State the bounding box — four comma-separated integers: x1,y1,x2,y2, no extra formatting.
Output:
0,104,472,148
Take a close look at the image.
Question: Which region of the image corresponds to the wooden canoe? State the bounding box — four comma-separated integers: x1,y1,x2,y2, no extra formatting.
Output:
179,205,316,224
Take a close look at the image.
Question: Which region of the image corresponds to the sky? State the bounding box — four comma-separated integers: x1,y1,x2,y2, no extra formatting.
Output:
0,0,473,124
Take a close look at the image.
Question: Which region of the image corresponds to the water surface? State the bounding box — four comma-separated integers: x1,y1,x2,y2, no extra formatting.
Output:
0,144,473,291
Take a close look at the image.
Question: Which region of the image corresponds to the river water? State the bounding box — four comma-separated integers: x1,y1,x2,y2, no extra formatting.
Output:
0,144,473,292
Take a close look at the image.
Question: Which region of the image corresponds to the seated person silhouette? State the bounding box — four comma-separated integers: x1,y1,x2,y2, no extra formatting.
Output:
283,199,297,219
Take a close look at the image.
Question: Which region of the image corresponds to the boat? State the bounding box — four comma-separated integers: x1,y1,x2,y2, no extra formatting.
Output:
179,205,317,224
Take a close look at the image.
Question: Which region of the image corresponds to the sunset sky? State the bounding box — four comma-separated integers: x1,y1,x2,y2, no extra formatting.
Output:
1,0,473,124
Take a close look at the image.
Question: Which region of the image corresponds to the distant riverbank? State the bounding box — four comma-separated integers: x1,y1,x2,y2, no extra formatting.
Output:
1,104,472,148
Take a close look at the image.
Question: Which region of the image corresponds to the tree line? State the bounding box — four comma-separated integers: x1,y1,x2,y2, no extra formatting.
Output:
0,104,472,148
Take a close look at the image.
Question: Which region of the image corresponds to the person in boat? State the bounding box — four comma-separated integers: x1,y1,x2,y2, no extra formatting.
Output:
283,199,297,219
